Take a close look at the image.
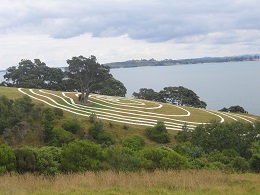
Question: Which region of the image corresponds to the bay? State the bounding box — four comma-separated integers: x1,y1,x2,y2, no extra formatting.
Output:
0,61,259,115
0,71,5,82
110,61,260,116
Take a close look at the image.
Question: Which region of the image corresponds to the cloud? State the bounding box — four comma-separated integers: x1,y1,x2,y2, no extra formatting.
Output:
1,0,259,44
0,0,259,70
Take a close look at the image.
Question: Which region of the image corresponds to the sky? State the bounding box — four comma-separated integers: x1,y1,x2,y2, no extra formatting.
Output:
0,0,260,70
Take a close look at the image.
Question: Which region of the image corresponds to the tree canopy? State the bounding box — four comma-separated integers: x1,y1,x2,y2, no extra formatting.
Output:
67,55,126,103
3,59,65,90
133,86,207,108
219,105,248,113
2,56,127,100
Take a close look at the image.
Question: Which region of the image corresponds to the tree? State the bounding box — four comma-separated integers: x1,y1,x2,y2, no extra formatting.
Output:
174,123,192,143
95,77,127,97
67,55,111,103
4,59,65,89
219,105,248,113
133,86,207,108
132,88,159,101
159,86,207,108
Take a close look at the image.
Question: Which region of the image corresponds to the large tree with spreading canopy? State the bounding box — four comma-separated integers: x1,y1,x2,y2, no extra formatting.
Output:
67,55,125,103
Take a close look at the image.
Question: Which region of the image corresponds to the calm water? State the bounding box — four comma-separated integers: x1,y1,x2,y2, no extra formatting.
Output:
0,71,5,82
0,61,259,115
110,61,260,116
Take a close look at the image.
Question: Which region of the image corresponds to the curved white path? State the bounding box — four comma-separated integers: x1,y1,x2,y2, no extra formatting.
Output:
18,88,258,130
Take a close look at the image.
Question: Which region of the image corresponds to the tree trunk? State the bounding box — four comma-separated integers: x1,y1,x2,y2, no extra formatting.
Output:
85,90,90,103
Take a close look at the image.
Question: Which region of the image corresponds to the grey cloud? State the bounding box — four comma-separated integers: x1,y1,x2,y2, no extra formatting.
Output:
0,0,259,44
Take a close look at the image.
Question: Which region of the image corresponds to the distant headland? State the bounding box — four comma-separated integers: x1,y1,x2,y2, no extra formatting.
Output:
104,54,260,69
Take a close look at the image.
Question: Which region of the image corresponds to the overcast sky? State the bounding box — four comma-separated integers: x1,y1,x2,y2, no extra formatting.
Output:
0,0,259,69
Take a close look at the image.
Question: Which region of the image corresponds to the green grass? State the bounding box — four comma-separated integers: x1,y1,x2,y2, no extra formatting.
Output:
1,86,259,133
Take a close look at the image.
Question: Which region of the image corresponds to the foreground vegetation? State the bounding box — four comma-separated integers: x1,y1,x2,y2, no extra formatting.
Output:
0,91,259,175
0,170,259,195
0,86,259,194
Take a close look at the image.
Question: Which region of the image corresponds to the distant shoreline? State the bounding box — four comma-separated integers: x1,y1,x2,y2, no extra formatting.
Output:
1,54,259,71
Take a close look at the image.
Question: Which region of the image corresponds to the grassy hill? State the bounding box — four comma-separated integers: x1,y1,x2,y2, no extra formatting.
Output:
1,86,259,132
1,85,259,147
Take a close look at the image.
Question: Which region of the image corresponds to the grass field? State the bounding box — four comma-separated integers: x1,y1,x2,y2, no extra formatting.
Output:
1,86,259,132
0,170,259,195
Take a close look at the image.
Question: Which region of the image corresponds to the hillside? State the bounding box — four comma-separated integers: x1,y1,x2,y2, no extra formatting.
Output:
1,86,259,132
1,86,260,181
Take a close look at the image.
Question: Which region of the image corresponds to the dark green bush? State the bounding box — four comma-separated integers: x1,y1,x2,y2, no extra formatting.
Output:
15,146,38,173
173,143,205,160
88,121,115,146
61,140,103,172
250,154,260,173
105,147,142,171
145,121,170,144
47,127,75,147
62,118,81,134
231,157,250,173
139,147,189,171
0,144,16,173
191,121,259,157
36,146,61,175
53,108,64,118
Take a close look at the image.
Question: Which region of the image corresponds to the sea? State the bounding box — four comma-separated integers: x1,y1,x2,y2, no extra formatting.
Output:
1,61,259,116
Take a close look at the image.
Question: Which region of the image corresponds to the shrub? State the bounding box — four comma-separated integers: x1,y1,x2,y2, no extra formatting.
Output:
0,144,16,173
88,121,115,146
145,121,170,144
139,147,189,171
105,147,142,171
231,157,250,173
62,118,81,134
174,123,192,143
122,124,129,130
47,127,75,147
122,135,145,151
88,121,104,140
97,131,115,146
53,108,64,118
191,121,258,157
89,113,97,123
15,146,38,173
36,146,61,175
61,140,103,172
190,157,209,170
173,143,205,160
250,154,260,173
